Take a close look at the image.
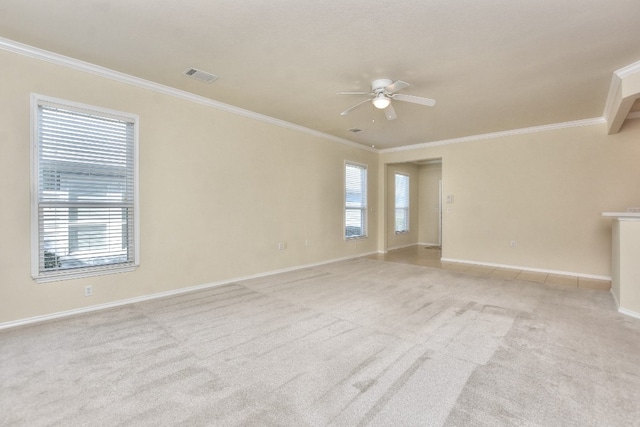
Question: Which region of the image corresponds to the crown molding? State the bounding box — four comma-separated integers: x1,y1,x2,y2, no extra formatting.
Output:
603,72,622,122
4,35,629,156
603,59,640,123
615,59,640,79
0,37,375,153
379,117,606,154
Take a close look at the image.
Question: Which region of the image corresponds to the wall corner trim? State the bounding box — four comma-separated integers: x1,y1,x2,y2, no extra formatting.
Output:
611,285,640,320
610,288,620,308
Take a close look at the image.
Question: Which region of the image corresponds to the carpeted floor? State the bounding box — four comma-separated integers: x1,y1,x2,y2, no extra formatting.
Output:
1,258,639,426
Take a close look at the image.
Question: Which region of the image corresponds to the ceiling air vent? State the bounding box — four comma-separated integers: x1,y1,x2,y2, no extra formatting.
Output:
348,128,364,133
183,68,219,83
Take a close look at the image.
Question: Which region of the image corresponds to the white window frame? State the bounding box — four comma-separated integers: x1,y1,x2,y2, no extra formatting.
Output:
395,172,410,234
344,161,368,239
31,94,140,283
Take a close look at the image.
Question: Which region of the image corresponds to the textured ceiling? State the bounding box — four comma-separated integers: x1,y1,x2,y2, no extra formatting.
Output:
1,0,639,149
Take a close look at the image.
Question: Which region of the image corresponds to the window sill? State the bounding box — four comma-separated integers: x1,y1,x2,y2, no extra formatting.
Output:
33,264,138,283
345,235,368,241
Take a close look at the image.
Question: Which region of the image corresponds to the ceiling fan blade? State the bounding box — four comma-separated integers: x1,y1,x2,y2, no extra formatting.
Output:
391,93,436,107
384,103,397,120
337,91,373,96
340,98,373,116
385,80,410,94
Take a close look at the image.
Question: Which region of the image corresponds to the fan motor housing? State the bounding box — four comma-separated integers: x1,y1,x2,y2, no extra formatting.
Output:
371,79,393,91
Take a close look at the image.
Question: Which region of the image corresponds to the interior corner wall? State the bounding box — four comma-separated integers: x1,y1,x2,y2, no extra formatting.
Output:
386,163,420,250
0,49,378,324
418,162,442,245
380,119,640,278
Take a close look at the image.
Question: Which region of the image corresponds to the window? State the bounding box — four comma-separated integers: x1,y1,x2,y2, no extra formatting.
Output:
345,162,367,239
395,172,410,233
31,94,139,282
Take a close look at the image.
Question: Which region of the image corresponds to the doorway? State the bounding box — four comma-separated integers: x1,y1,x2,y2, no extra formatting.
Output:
382,158,442,252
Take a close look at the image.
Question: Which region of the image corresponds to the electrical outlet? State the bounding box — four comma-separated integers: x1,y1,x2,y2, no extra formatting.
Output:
84,285,93,297
305,239,311,247
510,241,517,247
278,242,287,250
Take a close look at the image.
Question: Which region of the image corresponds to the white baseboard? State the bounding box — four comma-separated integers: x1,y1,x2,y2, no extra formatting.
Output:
618,307,640,320
610,288,621,308
0,251,377,331
610,289,640,319
386,242,420,251
386,242,440,252
440,257,612,281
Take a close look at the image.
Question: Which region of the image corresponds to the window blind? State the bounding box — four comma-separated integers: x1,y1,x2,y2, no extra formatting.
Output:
35,100,137,277
395,173,409,233
345,162,367,238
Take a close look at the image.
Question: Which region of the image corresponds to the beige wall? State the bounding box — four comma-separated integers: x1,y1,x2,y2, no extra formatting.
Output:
381,119,640,277
385,163,420,250
0,49,378,324
418,162,442,245
3,45,640,325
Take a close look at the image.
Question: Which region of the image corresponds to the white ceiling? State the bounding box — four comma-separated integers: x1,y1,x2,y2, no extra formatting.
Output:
1,0,639,149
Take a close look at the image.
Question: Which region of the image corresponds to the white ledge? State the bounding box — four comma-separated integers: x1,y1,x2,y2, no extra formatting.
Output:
602,212,640,220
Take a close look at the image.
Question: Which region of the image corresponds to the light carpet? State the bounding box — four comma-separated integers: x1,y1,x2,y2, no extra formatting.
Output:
1,258,639,426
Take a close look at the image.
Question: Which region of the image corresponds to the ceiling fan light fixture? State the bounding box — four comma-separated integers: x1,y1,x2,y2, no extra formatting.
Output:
338,78,435,120
372,94,391,109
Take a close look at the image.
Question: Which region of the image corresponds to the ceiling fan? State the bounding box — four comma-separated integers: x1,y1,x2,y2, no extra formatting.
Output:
338,79,436,120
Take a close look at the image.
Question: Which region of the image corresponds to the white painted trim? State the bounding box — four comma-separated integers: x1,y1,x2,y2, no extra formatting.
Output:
419,242,441,247
602,212,640,220
618,307,640,320
379,117,606,153
385,243,440,252
614,59,640,79
30,94,39,279
602,73,622,122
386,242,419,251
344,160,370,240
609,289,640,319
610,288,620,308
440,257,612,281
3,36,625,155
0,36,625,155
0,37,375,153
30,94,141,282
603,60,640,123
0,251,378,330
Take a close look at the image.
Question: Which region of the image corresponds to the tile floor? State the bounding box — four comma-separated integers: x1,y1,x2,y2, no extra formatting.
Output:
365,245,611,291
